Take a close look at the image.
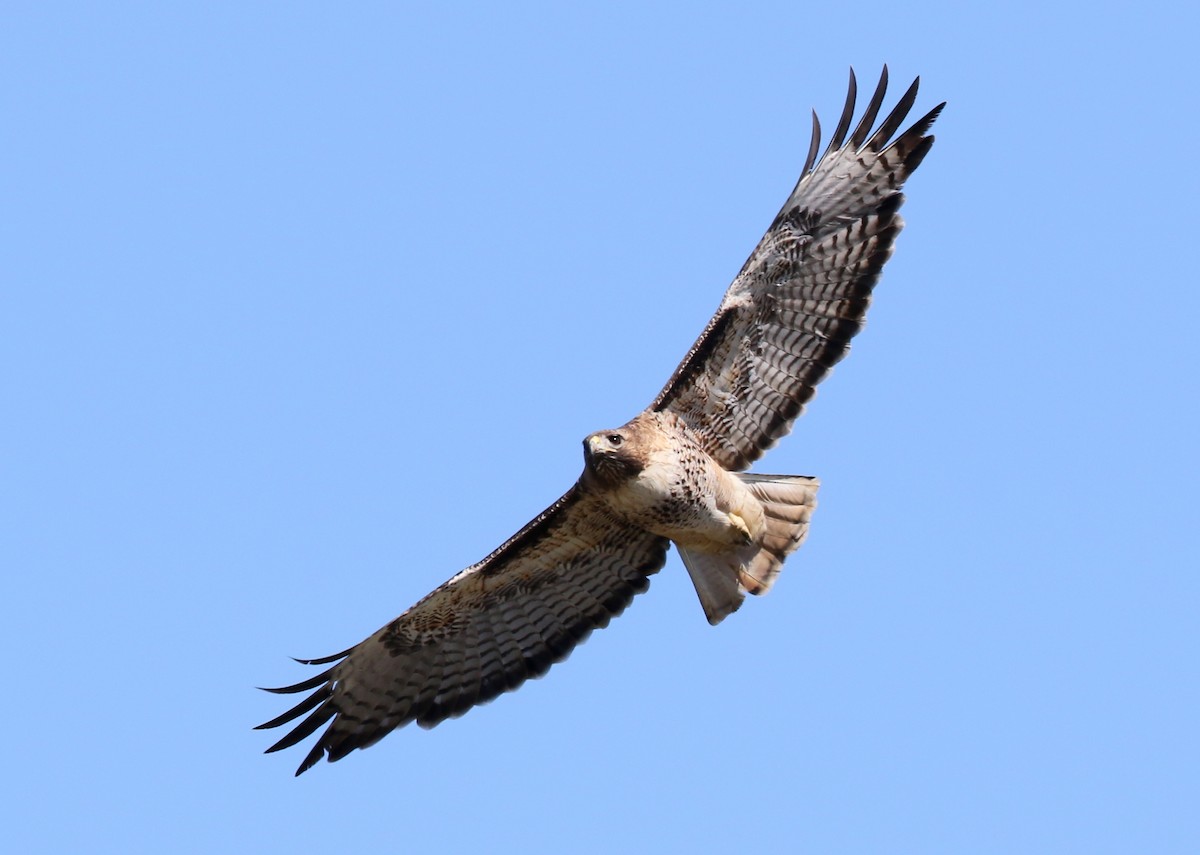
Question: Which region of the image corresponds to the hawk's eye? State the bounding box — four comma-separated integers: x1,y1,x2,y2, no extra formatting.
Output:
607,434,623,447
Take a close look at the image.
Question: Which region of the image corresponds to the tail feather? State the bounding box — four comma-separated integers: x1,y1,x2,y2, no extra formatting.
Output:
676,547,746,626
678,474,819,625
738,474,819,594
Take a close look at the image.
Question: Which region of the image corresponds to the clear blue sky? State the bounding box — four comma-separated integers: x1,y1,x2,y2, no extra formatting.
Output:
4,2,1197,853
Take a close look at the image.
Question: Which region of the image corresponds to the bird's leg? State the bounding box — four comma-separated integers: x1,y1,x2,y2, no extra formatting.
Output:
726,511,753,545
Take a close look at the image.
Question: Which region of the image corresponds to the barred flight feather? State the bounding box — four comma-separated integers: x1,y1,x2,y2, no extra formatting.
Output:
653,66,943,470
258,489,668,775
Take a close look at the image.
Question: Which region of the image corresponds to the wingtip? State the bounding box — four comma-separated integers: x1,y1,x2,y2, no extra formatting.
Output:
295,744,325,776
257,668,335,695
824,68,858,157
801,109,821,176
293,646,353,666
848,66,891,148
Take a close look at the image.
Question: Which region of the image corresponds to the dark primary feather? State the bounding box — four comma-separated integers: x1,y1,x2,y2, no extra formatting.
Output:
257,489,669,775
652,66,944,471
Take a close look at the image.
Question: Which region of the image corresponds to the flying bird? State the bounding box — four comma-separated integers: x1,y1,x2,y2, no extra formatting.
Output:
259,67,943,775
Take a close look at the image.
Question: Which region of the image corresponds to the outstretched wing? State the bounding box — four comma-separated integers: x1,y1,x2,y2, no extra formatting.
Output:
652,67,944,471
257,488,668,775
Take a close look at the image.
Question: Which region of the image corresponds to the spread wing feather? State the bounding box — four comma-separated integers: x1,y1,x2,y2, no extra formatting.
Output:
257,488,668,775
652,67,943,470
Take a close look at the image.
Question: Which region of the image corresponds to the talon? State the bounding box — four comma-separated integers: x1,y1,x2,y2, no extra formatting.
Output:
728,511,753,544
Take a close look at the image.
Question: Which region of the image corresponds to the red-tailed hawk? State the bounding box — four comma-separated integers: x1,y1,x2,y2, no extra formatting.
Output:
259,67,943,775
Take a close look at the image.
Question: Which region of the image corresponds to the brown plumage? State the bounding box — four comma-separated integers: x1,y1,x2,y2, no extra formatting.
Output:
259,67,943,775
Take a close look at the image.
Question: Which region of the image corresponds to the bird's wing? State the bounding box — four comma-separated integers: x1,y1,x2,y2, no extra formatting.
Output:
651,67,944,470
257,487,668,775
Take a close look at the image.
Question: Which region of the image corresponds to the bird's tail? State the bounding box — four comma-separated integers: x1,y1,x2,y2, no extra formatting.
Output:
677,474,819,625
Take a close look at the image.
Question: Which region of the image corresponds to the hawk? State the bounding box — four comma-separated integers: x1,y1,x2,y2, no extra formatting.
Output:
259,67,943,775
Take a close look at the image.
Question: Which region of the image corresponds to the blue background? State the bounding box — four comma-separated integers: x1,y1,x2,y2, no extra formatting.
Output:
4,2,1197,852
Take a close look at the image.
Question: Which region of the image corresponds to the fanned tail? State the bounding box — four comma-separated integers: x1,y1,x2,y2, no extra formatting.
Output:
677,474,819,625
737,474,819,594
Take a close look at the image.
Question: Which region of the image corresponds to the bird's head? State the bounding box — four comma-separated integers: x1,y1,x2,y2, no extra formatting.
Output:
582,423,645,488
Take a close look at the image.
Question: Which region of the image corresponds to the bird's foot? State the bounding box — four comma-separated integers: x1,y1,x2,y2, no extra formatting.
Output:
727,511,753,544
